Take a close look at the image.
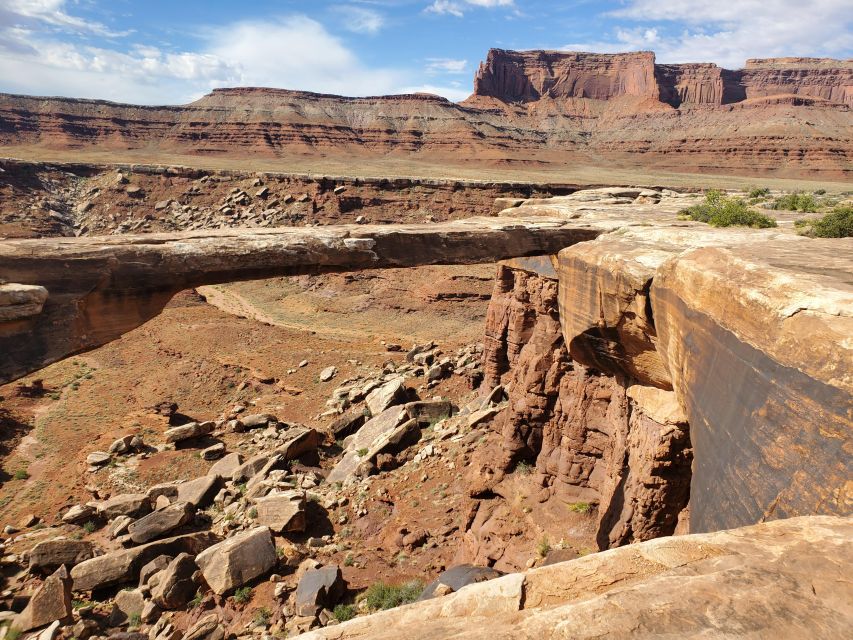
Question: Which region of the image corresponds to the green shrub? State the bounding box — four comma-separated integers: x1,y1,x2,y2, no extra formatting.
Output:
247,507,258,519
233,586,253,604
253,607,272,626
333,604,357,622
12,468,29,481
514,461,533,476
363,580,424,611
748,186,770,198
771,192,819,212
188,590,204,609
356,448,368,457
795,206,853,238
680,191,777,228
568,502,593,514
537,535,551,558
344,554,355,567
127,612,141,629
82,521,96,534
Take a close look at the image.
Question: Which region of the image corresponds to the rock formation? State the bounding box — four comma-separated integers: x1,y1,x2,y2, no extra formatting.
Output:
0,216,594,384
0,51,850,178
293,516,853,640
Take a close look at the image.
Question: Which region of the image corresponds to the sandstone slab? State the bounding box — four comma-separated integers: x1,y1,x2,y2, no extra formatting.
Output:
195,526,276,595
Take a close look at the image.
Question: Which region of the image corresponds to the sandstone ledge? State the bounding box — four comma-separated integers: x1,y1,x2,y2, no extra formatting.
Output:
295,516,853,640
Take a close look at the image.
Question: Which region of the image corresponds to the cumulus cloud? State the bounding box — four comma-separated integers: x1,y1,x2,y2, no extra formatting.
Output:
0,13,421,104
562,0,852,68
0,0,131,36
426,0,514,18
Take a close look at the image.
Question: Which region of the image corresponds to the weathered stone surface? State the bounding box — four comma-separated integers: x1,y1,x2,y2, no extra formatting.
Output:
231,453,273,483
183,614,224,640
96,494,151,520
150,553,198,610
293,516,853,640
294,565,346,617
195,526,276,595
650,241,853,532
365,377,406,416
208,452,242,477
128,502,195,544
13,565,72,632
253,491,306,533
61,504,95,524
175,475,222,508
28,539,96,572
326,406,410,484
108,588,145,626
0,282,48,321
70,532,217,591
0,217,595,384
276,427,321,461
164,421,213,443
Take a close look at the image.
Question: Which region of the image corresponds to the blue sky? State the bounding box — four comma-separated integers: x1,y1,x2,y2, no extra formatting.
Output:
1,0,850,104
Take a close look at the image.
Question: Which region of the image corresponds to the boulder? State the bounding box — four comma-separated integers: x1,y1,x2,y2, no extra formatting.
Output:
29,539,97,572
13,565,72,632
253,491,306,533
139,555,172,586
86,451,111,467
108,588,145,626
96,494,151,520
150,553,198,610
237,414,275,431
128,502,195,544
176,475,222,508
319,366,337,382
328,408,366,439
164,421,213,444
418,565,503,600
276,427,321,461
184,614,224,640
208,452,242,477
195,526,276,595
404,400,453,425
62,504,95,524
365,377,406,416
70,532,217,592
294,565,346,617
202,443,225,460
231,453,273,483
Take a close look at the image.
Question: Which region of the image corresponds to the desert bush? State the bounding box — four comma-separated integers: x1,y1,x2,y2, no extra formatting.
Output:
253,607,272,626
333,604,357,622
537,535,551,558
771,192,819,212
363,580,424,611
795,206,853,238
568,502,593,514
233,586,253,604
748,186,770,198
680,191,777,228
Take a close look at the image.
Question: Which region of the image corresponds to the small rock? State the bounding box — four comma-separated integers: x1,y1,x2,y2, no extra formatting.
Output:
319,366,337,382
86,451,111,467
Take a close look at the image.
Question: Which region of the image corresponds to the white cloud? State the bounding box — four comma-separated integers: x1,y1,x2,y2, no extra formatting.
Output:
335,5,385,34
563,0,852,68
0,0,131,37
0,15,414,104
426,57,468,74
426,0,514,18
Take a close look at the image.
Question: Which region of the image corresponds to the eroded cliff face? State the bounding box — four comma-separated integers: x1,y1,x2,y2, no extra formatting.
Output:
471,261,692,555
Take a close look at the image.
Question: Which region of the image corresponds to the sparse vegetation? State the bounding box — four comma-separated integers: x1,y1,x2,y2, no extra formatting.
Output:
82,520,97,534
233,586,253,604
363,580,424,611
344,554,355,566
679,190,777,228
771,191,819,212
253,607,272,626
514,461,533,476
333,604,357,622
248,507,258,519
537,535,551,558
128,612,141,629
357,448,369,457
3,627,22,640
568,501,593,514
188,590,204,609
748,186,771,199
795,206,853,238
12,468,29,481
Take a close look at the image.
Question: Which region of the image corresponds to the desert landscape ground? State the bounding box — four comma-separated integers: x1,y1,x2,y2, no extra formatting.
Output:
0,42,851,640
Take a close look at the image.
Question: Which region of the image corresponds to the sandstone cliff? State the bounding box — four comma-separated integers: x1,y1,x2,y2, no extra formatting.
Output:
0,50,850,179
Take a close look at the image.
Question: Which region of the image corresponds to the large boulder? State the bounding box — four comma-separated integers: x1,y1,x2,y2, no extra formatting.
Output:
96,494,151,520
253,491,306,533
294,565,346,617
195,526,276,595
175,475,222,508
14,565,73,632
208,452,242,477
29,539,97,572
365,377,406,416
150,553,198,610
70,532,217,592
277,427,321,461
128,502,195,544
108,588,145,626
164,421,214,444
